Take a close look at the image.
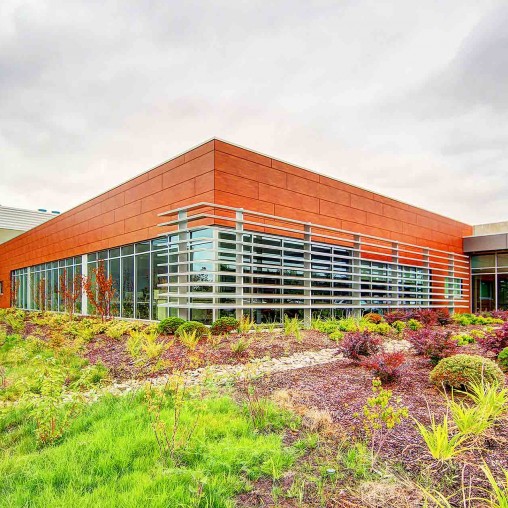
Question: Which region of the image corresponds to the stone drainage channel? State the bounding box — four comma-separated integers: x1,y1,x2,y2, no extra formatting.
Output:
69,339,410,404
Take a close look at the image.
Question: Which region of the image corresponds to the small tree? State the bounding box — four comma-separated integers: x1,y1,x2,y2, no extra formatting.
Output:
37,277,47,312
10,278,20,307
59,269,82,320
83,261,116,321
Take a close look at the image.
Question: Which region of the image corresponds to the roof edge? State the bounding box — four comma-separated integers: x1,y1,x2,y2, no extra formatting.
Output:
213,137,472,228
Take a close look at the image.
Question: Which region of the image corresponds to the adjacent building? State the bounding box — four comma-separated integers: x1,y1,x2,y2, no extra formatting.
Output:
0,205,57,244
0,139,476,323
464,223,508,313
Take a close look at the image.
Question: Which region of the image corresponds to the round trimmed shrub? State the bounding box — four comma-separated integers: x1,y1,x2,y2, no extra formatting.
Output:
498,347,508,372
175,321,209,339
430,354,505,390
158,317,186,335
210,316,239,335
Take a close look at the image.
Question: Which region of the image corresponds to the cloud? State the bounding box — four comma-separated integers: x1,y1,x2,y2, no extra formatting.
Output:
0,0,506,224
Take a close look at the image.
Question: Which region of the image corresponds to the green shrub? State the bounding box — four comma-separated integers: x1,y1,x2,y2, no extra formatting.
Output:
498,347,508,371
337,318,360,333
430,354,505,390
313,319,340,334
175,321,209,340
372,322,391,336
453,313,504,326
72,362,109,389
453,333,475,346
407,319,422,331
210,317,239,335
329,330,344,341
158,317,186,335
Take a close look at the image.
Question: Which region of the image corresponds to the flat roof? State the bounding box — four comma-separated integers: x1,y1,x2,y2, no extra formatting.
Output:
0,205,56,232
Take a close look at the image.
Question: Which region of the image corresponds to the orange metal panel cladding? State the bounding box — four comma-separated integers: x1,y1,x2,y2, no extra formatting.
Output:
0,139,472,309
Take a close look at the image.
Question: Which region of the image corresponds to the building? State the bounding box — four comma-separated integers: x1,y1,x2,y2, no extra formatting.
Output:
0,139,477,323
464,222,508,313
0,205,57,244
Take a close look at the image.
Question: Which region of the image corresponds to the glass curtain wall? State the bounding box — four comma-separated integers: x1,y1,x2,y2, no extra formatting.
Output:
472,253,508,312
11,257,82,312
11,225,463,322
85,236,174,321
11,238,173,321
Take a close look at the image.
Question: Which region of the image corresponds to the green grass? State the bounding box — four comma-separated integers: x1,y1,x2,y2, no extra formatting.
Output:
0,392,299,507
0,334,107,402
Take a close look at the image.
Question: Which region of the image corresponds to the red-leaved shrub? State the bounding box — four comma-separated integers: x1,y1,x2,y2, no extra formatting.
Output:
384,310,408,324
435,308,452,326
338,331,382,361
407,328,458,365
413,309,439,326
384,308,450,326
360,352,406,382
491,310,508,322
478,322,508,355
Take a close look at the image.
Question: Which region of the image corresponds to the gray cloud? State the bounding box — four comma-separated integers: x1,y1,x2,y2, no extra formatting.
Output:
0,0,506,224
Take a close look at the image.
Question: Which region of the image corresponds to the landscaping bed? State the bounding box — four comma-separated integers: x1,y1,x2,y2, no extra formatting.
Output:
84,329,336,381
2,308,508,507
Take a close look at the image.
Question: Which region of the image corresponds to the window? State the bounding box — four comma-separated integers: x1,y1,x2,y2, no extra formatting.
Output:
0,280,3,295
445,277,462,299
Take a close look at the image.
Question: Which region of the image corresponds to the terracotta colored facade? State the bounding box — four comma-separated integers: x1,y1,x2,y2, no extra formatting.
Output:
0,139,473,310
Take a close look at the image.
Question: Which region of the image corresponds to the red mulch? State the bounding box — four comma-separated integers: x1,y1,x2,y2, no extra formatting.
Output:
248,353,508,506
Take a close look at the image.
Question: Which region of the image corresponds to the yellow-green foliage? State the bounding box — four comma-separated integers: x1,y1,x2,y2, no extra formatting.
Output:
329,330,344,341
453,333,475,346
312,317,392,339
141,331,167,360
178,329,200,351
127,330,144,358
453,313,503,326
283,316,302,342
127,330,170,361
414,414,470,461
407,319,423,331
4,312,25,334
238,315,255,333
362,378,409,434
104,320,137,340
230,338,250,355
449,398,493,436
371,322,391,336
391,320,406,333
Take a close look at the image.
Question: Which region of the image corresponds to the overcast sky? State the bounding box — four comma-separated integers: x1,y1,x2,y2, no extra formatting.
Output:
1,0,507,224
